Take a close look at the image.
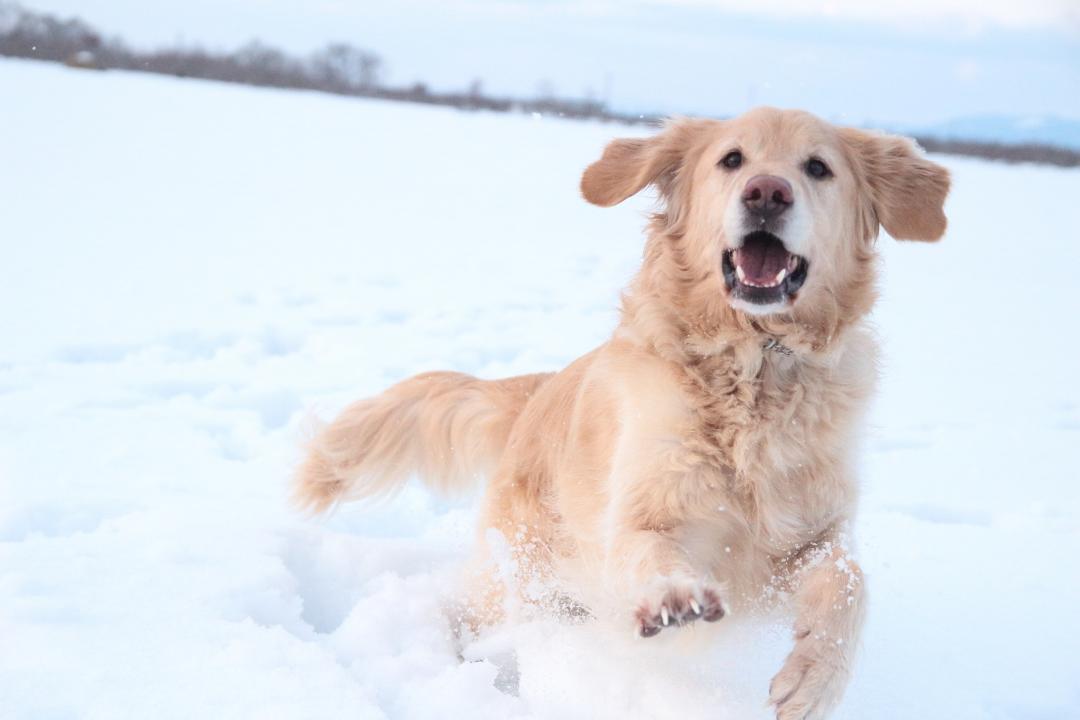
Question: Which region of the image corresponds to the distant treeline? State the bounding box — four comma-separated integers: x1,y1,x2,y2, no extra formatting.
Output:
2,2,1077,168
0,3,608,119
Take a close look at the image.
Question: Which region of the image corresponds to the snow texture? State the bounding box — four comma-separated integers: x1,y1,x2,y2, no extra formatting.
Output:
1,58,1078,719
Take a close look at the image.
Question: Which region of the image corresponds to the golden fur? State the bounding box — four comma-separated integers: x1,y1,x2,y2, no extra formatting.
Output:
294,107,950,719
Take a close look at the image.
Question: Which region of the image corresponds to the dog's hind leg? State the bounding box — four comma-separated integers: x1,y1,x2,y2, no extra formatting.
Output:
452,470,557,635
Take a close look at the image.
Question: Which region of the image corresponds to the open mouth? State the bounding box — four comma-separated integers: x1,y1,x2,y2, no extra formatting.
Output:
722,231,809,308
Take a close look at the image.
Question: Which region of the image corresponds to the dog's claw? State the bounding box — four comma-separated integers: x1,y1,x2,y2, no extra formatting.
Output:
635,580,726,638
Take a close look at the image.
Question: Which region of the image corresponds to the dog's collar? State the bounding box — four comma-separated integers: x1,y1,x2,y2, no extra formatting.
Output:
762,338,795,357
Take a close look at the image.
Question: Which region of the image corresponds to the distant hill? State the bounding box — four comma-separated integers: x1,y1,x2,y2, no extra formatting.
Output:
910,115,1080,152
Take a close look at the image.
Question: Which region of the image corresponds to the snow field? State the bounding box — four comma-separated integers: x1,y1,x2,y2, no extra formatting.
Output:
1,58,1078,719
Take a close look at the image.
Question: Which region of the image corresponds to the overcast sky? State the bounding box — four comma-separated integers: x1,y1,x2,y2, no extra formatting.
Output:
22,0,1080,126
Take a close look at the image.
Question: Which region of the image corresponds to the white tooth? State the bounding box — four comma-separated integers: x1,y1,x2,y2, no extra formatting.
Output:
689,599,701,615
735,265,746,282
775,268,787,283
661,606,670,626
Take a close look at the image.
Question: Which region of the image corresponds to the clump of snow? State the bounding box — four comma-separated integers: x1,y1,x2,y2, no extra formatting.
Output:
1,58,1078,718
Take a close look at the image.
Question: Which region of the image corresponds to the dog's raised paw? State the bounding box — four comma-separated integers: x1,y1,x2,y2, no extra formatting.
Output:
768,637,848,720
635,578,726,638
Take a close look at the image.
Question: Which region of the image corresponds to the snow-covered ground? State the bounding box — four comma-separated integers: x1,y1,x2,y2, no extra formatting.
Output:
1,58,1078,719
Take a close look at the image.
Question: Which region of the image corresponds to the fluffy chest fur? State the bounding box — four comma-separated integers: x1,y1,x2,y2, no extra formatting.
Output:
672,330,878,556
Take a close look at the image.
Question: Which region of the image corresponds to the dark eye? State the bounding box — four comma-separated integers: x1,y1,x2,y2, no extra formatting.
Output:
805,157,832,179
719,150,743,170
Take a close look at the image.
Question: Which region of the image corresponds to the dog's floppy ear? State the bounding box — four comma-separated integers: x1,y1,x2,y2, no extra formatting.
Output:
581,118,713,207
840,128,950,242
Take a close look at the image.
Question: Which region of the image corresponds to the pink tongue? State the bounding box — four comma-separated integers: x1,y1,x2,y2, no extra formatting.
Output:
736,239,790,284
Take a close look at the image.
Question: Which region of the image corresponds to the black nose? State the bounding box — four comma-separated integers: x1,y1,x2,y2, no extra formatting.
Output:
741,175,794,218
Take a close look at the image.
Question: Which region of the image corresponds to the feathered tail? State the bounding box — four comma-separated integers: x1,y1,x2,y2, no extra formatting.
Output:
293,371,551,513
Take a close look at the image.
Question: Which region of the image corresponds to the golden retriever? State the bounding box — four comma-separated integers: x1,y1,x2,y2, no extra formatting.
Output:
294,107,950,719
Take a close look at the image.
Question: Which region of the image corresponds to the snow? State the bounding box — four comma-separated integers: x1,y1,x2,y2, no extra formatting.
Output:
1,57,1079,719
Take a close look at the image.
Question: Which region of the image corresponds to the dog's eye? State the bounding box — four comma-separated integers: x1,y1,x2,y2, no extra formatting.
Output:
719,150,743,170
805,157,832,179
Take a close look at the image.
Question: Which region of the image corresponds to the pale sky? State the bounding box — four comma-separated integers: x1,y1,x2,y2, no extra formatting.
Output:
655,0,1079,29
19,0,1080,127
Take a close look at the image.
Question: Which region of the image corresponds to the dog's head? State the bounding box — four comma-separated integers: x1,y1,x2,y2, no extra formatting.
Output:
581,107,950,324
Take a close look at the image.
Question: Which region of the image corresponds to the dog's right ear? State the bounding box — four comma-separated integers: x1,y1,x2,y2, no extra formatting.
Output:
580,119,714,207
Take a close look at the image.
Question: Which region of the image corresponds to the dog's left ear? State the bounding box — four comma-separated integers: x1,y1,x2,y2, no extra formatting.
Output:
581,118,714,207
840,128,951,242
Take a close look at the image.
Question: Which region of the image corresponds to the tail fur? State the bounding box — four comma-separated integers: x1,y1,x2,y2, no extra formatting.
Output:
293,371,551,513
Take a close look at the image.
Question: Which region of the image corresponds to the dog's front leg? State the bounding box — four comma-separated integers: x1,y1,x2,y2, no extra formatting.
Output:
605,526,727,637
769,540,865,720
